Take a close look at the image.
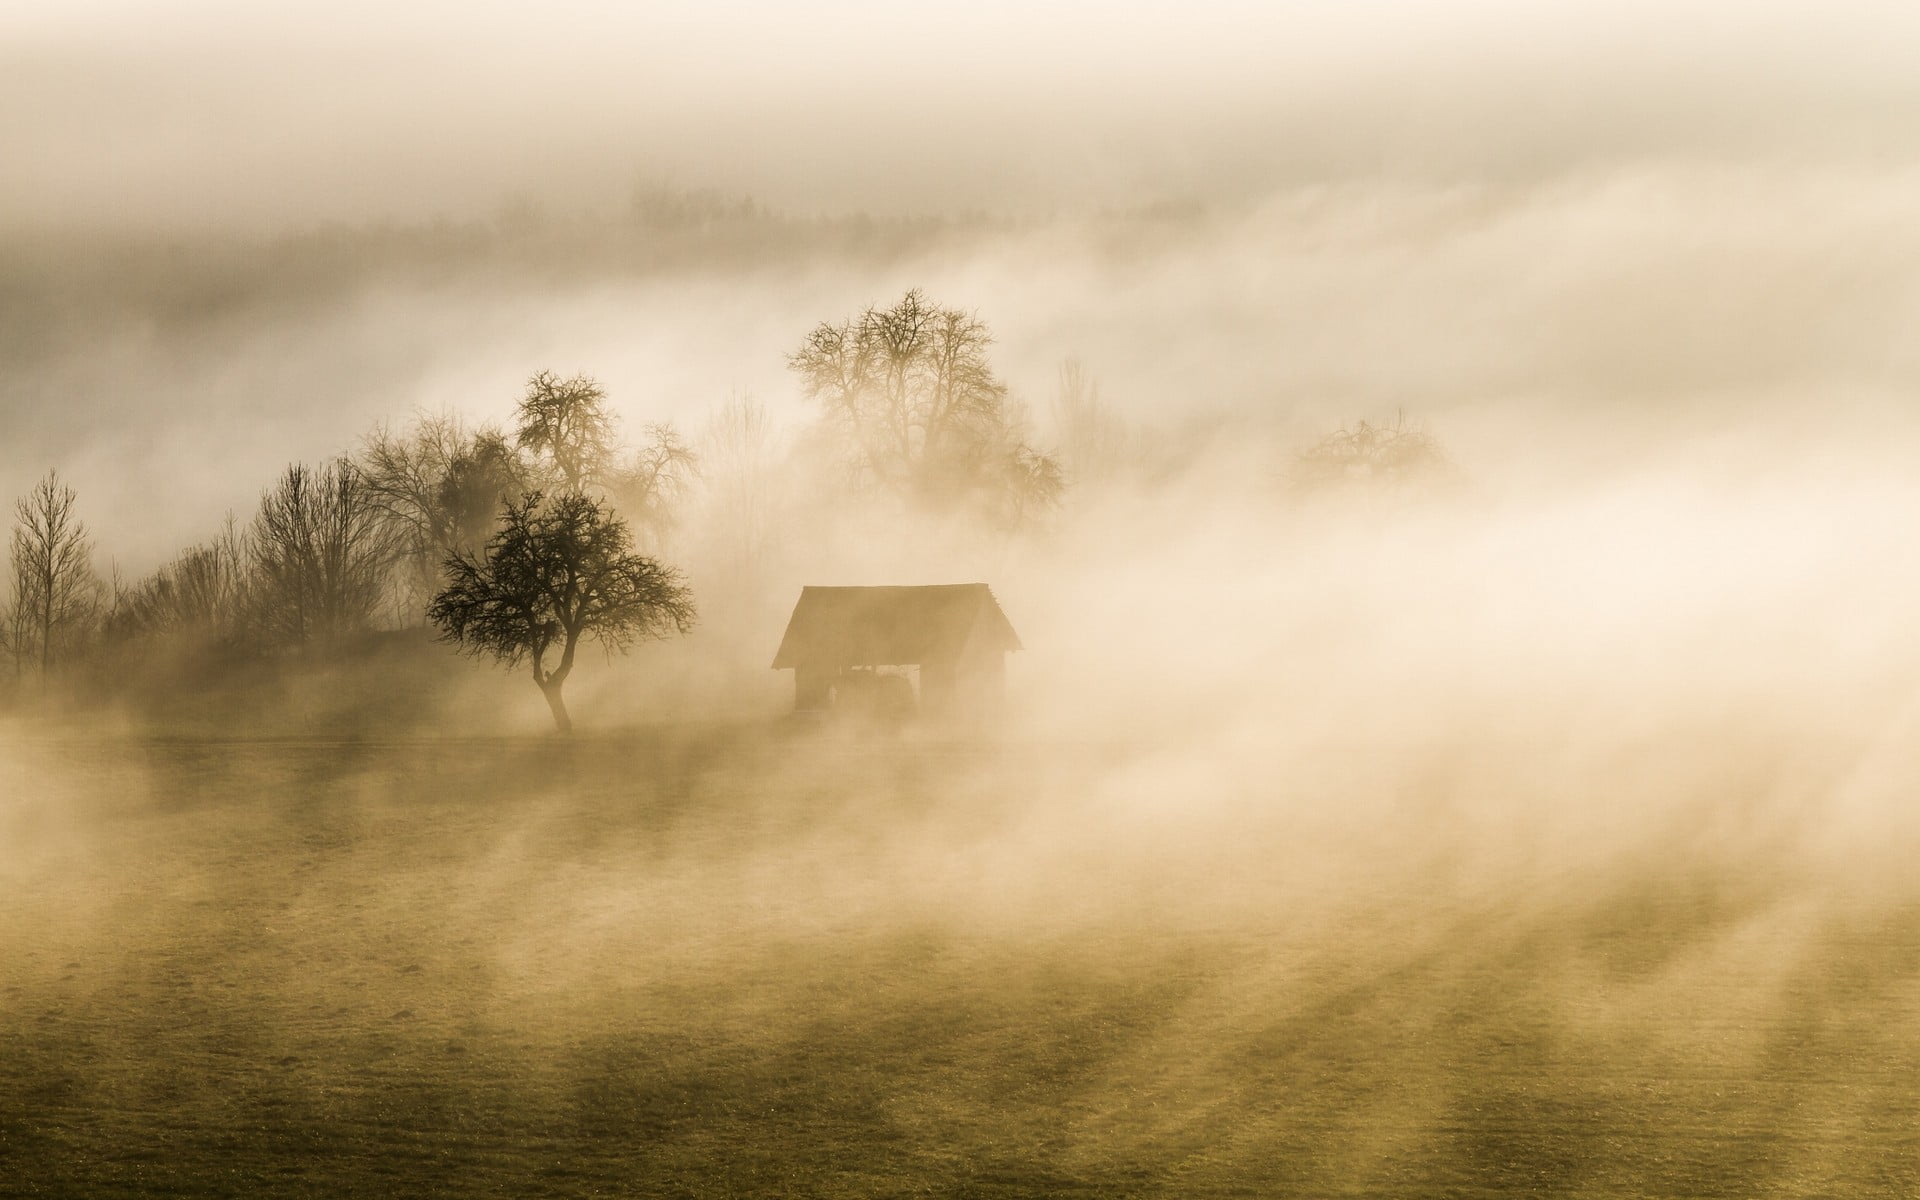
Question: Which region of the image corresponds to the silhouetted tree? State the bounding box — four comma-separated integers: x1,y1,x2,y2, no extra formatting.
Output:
515,370,619,493
994,435,1067,533
250,460,392,652
107,515,251,650
359,411,469,610
3,561,30,679
360,412,528,615
788,289,1061,522
6,471,98,675
1292,413,1452,495
428,491,695,733
511,371,697,548
437,428,528,555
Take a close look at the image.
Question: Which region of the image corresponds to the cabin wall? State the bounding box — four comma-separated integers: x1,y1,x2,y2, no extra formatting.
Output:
955,642,1006,713
793,665,832,711
919,647,1003,717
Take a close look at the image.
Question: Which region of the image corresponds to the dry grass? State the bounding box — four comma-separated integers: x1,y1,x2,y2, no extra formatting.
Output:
3,727,1918,1197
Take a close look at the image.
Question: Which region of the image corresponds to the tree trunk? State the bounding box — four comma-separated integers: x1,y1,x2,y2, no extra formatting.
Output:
539,678,573,734
38,585,51,677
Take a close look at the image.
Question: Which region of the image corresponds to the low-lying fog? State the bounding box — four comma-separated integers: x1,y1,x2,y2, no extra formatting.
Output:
7,2,1920,1192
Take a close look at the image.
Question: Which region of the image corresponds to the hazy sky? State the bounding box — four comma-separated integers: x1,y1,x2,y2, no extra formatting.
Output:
9,1,1920,229
10,0,1920,571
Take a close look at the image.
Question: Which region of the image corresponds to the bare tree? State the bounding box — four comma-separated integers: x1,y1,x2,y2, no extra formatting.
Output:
359,412,528,616
7,471,99,675
438,428,529,556
3,567,29,678
108,515,252,649
1291,413,1452,496
697,392,785,588
359,411,467,609
428,491,695,734
511,371,696,549
609,422,699,552
1051,357,1133,487
788,289,1061,521
515,370,619,494
995,437,1067,533
250,460,393,652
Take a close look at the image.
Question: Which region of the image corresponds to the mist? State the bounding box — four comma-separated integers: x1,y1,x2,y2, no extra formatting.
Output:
12,1,1920,229
7,3,1920,1195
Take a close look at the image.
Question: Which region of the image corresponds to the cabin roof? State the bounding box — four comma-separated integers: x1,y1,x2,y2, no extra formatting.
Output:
771,584,1021,669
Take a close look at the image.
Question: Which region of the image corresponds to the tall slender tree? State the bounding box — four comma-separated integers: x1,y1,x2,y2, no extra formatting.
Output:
107,515,251,649
250,460,392,652
697,393,785,590
7,471,98,676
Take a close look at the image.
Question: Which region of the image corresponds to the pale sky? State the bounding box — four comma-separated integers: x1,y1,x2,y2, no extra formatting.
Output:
9,0,1920,568
8,1,1920,229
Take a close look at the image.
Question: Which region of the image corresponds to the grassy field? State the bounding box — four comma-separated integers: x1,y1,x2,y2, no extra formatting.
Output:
3,724,1919,1197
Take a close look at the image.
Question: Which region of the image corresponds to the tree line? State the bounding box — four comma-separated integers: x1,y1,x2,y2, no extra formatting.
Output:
1,291,1083,730
3,288,1451,730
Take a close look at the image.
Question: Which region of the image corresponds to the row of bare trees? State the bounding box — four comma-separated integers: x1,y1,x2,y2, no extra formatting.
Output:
359,376,697,610
0,293,1152,693
95,461,406,659
0,367,710,695
14,289,1404,715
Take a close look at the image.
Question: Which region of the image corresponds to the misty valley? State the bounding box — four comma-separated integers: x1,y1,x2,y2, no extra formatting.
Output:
13,19,1920,1188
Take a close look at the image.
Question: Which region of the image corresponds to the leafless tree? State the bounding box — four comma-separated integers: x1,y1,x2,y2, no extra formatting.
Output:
609,423,699,552
788,289,1062,522
1291,413,1452,496
359,412,528,616
511,372,696,550
249,460,393,652
438,428,529,556
2,572,29,678
696,392,785,588
429,491,695,733
1051,357,1133,487
994,436,1068,534
6,471,99,675
359,411,466,598
515,370,619,494
108,515,252,649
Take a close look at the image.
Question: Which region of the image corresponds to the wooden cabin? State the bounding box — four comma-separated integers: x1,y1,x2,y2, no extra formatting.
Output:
771,584,1021,716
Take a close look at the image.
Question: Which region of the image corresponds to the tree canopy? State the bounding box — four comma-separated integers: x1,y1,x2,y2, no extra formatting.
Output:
789,289,1061,525
515,370,621,494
